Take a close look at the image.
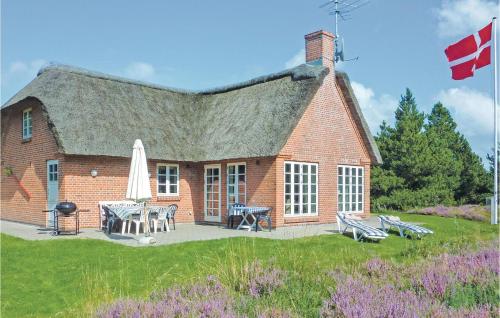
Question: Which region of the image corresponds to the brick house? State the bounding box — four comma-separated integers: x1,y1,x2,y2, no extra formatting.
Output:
1,30,381,229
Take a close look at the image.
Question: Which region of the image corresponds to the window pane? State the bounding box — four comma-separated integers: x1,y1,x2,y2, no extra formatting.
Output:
311,194,316,204
285,174,291,183
229,175,235,184
170,184,177,194
285,163,291,173
302,184,308,193
285,204,291,214
303,165,308,173
311,174,317,184
294,164,300,172
158,175,166,184
238,174,245,182
294,174,300,183
358,168,363,176
158,166,166,174
158,185,166,193
303,174,308,184
228,166,235,174
311,165,316,174
285,184,291,194
285,194,291,205
294,184,300,194
338,167,343,175
311,204,317,213
228,186,235,194
238,165,245,174
303,203,308,214
294,204,300,214
311,184,317,194
302,194,308,204
358,202,362,211
169,175,177,184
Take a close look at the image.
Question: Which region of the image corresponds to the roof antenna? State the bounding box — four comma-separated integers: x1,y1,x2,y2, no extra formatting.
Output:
319,0,369,62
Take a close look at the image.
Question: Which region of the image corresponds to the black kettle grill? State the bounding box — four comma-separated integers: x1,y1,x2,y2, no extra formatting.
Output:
56,201,77,215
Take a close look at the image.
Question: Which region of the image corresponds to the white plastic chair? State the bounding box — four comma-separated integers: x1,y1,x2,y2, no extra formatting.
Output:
128,210,146,235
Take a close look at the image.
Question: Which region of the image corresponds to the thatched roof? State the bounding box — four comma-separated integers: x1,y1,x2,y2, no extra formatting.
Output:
2,64,381,164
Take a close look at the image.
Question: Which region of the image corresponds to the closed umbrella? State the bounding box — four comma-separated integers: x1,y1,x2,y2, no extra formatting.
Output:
126,139,154,244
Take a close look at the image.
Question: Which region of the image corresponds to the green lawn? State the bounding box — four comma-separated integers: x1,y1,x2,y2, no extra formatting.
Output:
1,214,498,317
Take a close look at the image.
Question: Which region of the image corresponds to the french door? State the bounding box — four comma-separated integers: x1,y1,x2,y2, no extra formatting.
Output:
204,164,221,222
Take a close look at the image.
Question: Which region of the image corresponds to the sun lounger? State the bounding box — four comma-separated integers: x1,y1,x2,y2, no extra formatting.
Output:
378,215,433,238
336,212,388,241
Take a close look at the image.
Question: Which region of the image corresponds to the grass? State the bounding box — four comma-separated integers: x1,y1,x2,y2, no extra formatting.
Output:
1,214,498,317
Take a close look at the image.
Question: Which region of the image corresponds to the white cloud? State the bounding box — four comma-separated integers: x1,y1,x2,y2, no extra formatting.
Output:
285,49,305,69
351,81,398,133
435,0,499,37
125,62,155,81
435,87,493,159
8,59,47,77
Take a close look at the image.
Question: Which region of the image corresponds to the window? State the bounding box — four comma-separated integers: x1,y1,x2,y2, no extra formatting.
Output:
338,166,364,213
22,108,32,140
157,164,179,196
284,162,318,216
227,163,246,206
48,163,58,181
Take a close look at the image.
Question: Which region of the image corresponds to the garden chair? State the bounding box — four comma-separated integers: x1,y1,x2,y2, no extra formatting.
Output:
150,204,177,233
336,212,388,241
378,215,433,238
128,209,147,235
254,207,272,232
227,203,246,228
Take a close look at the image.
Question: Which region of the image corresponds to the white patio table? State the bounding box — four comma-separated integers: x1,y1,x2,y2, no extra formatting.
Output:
233,206,271,231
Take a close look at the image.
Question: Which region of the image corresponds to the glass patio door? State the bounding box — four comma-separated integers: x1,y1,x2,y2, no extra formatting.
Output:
204,164,221,222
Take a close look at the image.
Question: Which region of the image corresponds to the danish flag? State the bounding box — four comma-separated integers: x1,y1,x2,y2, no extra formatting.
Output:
444,22,492,80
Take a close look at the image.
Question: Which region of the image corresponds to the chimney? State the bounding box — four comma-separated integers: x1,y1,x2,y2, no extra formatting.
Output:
304,30,335,69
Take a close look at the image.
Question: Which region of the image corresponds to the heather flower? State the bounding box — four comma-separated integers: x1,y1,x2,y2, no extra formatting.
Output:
408,205,488,221
247,260,286,298
96,277,239,318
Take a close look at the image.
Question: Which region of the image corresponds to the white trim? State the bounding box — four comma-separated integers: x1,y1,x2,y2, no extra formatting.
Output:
337,165,364,214
204,164,221,222
22,108,32,140
46,160,59,227
226,162,246,209
284,161,319,217
156,163,180,197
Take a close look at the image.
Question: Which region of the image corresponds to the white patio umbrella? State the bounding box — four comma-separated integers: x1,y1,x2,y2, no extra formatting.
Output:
126,139,154,244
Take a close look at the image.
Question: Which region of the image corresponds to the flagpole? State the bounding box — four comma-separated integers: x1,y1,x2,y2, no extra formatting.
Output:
493,16,498,225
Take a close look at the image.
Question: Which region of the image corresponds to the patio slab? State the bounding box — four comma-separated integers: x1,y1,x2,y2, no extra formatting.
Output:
0,217,382,247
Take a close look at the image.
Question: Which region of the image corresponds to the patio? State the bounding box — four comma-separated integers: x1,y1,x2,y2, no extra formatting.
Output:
0,217,382,247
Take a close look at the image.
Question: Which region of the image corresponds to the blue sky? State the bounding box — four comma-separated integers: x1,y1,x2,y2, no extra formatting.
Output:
1,0,499,162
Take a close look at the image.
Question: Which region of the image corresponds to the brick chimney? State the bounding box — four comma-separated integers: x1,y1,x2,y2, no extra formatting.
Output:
305,30,335,69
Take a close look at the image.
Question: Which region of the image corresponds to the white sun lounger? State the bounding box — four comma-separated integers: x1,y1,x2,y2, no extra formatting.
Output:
378,215,433,238
336,212,388,241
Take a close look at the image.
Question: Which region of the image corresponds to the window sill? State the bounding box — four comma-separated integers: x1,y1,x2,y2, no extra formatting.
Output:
157,196,180,202
284,216,320,224
22,137,32,143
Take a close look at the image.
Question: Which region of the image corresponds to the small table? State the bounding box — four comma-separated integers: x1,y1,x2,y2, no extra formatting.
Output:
234,207,271,231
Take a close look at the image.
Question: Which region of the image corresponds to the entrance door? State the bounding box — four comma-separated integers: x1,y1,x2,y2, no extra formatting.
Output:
47,160,59,226
204,164,221,222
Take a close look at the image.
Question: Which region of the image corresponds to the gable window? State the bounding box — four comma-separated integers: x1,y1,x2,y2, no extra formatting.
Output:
227,163,246,206
284,162,318,216
22,108,32,140
157,164,179,196
338,165,364,213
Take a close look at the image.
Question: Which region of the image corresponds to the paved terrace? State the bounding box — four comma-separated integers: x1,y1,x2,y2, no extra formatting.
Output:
0,217,382,247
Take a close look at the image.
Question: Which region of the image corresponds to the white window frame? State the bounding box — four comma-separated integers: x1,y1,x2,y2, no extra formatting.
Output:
156,163,180,196
284,161,318,217
337,165,364,213
227,162,246,208
22,108,32,140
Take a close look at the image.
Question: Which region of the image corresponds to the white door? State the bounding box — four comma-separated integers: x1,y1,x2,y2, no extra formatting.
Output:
204,164,221,222
47,160,59,226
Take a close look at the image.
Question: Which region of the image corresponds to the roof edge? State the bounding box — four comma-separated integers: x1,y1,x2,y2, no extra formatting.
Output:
335,71,383,165
35,63,328,96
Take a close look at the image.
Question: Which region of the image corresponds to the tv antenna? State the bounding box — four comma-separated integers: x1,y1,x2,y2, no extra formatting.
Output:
319,0,369,62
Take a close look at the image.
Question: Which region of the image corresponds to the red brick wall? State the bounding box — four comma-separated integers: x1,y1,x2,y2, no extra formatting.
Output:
277,66,372,227
1,99,62,226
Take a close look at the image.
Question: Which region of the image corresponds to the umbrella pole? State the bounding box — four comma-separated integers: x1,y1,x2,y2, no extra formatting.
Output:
144,201,149,237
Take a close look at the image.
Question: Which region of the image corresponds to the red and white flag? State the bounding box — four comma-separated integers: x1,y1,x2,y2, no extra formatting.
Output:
444,22,492,80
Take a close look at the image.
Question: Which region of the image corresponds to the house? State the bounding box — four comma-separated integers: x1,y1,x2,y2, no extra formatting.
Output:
1,30,382,229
